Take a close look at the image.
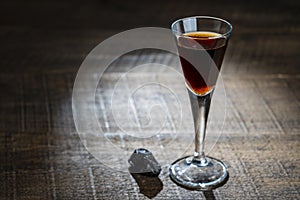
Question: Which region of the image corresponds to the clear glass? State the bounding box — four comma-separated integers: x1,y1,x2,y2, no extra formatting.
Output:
169,16,232,190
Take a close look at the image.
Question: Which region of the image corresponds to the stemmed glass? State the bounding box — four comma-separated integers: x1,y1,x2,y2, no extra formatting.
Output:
169,16,232,190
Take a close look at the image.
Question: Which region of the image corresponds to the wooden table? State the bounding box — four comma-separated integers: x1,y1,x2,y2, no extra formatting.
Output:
0,0,299,199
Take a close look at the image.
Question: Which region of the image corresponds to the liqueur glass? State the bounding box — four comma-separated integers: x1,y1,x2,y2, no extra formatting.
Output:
169,16,232,190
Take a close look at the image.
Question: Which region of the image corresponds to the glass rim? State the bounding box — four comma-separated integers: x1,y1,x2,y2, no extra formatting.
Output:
171,16,233,39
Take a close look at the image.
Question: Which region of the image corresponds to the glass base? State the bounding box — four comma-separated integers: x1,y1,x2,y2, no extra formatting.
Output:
169,156,228,190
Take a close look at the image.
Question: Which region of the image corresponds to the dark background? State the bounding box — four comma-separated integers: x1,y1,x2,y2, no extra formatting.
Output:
1,0,299,74
0,0,299,199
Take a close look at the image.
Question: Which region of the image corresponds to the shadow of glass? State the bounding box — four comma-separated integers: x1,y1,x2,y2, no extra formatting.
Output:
203,191,216,200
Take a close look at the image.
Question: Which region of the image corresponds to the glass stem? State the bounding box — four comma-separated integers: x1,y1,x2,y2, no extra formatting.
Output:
188,89,212,166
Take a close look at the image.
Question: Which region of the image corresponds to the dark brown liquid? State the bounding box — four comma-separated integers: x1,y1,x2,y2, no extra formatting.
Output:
177,31,227,95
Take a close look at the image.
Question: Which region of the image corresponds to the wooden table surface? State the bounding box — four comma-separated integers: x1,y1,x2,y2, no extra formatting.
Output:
0,0,299,199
